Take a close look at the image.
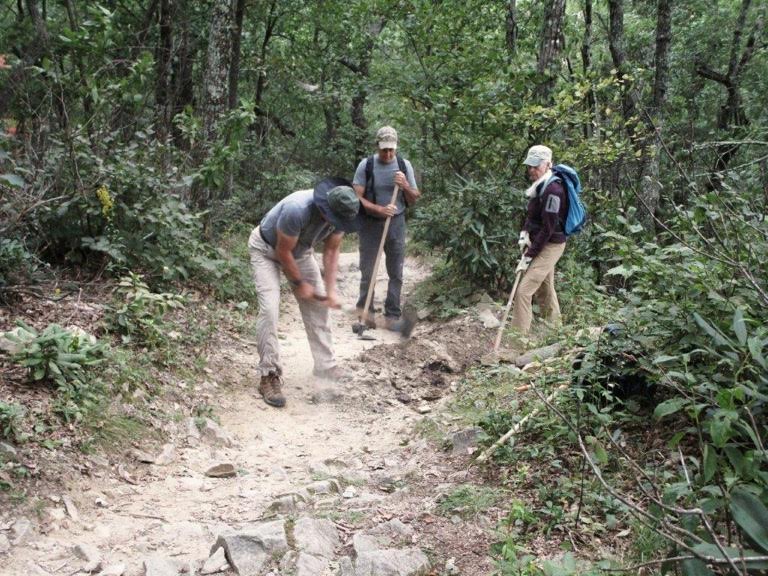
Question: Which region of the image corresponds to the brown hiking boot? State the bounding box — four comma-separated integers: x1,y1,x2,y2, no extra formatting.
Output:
259,372,286,408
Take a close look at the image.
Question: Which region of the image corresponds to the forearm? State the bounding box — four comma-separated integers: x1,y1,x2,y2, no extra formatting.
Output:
276,249,303,284
402,183,420,205
323,245,340,294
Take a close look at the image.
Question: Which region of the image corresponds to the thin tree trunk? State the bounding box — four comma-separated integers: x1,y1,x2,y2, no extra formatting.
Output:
581,0,595,140
607,0,637,125
536,0,567,102
637,0,672,231
694,0,764,183
344,18,386,161
192,0,233,210
171,0,196,148
228,0,246,110
155,0,172,141
505,0,518,57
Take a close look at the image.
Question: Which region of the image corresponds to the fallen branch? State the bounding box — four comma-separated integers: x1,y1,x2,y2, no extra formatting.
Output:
475,382,568,463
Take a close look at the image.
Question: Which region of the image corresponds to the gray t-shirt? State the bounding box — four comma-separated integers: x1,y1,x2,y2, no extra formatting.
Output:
259,189,337,256
353,155,417,216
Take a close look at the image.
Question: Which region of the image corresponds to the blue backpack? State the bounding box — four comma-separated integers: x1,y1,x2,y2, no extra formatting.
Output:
543,164,587,236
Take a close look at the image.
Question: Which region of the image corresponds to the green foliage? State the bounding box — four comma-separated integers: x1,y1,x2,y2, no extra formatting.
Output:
108,273,184,346
437,484,502,518
7,323,106,423
8,323,105,390
0,401,24,443
413,177,521,293
0,238,37,303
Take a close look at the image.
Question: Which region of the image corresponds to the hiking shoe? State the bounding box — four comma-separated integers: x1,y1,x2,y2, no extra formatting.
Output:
313,365,348,381
259,372,286,408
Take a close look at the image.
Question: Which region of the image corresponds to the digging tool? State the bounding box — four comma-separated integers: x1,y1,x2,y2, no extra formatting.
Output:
492,264,525,353
313,295,377,340
351,185,402,340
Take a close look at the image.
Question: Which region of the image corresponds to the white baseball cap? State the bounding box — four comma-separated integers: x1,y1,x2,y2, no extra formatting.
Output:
523,145,553,166
376,126,398,150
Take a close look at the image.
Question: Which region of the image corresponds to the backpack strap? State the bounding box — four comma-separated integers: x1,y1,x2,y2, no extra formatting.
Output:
396,154,410,207
540,171,567,233
364,155,376,205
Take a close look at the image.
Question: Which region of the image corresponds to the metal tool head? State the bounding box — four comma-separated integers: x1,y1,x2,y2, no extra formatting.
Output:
352,322,376,340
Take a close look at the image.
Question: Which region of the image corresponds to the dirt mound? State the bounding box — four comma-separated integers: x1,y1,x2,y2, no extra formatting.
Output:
350,314,490,405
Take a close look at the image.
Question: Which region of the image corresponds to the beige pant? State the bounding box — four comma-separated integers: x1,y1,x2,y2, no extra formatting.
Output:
248,228,336,376
510,242,566,335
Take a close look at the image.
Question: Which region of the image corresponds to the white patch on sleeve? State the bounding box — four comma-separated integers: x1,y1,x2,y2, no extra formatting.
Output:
545,194,561,214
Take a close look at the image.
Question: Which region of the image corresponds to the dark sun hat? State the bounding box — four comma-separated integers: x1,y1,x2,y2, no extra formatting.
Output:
313,177,363,233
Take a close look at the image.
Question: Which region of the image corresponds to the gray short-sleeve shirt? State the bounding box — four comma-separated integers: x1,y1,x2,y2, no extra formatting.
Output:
353,155,417,216
259,189,336,256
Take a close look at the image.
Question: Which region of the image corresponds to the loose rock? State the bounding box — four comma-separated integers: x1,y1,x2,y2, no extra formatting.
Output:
355,548,431,576
199,418,235,447
200,547,229,575
293,517,339,559
210,520,288,575
143,555,180,576
205,463,237,478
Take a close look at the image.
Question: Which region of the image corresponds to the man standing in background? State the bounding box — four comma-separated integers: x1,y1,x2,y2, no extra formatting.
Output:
353,126,421,331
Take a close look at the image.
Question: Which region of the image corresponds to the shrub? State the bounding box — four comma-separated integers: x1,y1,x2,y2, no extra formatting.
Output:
108,272,184,346
6,323,106,423
0,401,24,443
413,177,522,295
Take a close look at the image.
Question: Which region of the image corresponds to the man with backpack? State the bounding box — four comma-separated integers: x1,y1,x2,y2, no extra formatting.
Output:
511,145,572,335
353,126,420,331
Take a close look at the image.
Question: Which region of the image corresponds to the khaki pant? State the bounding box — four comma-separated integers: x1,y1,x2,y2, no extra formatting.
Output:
248,228,336,376
510,242,566,335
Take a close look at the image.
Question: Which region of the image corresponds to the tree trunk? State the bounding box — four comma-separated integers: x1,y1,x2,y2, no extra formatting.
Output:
171,0,196,148
192,0,233,210
607,0,636,125
636,0,672,231
505,0,518,57
695,0,764,184
345,18,386,161
580,0,595,139
228,0,246,110
536,0,567,102
155,0,172,141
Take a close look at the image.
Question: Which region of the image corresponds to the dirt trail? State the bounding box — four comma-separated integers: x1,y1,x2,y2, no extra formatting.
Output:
3,253,496,576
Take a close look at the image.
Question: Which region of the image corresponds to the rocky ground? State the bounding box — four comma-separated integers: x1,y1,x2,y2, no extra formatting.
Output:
1,253,511,576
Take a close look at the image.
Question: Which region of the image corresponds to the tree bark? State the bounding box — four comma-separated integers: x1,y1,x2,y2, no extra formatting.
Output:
228,0,246,110
155,0,172,140
505,0,518,57
607,0,637,125
344,18,386,161
192,0,233,210
171,0,196,148
580,0,595,139
536,0,567,102
637,0,672,231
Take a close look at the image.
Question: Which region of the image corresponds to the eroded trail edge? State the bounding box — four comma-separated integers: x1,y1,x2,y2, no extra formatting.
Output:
4,253,499,576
